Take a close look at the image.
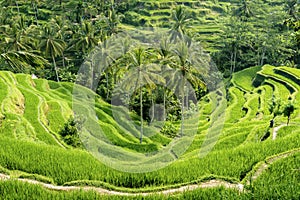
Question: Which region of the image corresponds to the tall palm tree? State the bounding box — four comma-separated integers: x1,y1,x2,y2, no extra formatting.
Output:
30,0,39,25
157,36,175,121
39,24,66,82
121,47,164,143
51,16,73,69
171,41,205,137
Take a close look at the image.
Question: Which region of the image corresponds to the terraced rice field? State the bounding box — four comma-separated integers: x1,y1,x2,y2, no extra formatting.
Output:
0,65,299,198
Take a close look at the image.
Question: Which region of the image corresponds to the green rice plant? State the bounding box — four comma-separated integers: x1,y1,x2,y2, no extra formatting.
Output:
276,125,300,138
0,74,8,107
15,76,58,146
232,66,262,92
249,152,300,199
46,101,66,133
0,121,299,189
225,87,246,123
0,180,102,200
260,65,297,97
264,79,291,100
239,93,259,122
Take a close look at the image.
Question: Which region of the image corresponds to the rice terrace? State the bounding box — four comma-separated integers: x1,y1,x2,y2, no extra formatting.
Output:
0,0,299,199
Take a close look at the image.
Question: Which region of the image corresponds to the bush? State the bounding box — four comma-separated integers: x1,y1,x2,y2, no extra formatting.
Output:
160,121,178,138
59,116,84,148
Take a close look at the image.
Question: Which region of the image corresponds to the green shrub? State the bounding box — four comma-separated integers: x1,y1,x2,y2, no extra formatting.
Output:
58,116,83,148
160,121,178,138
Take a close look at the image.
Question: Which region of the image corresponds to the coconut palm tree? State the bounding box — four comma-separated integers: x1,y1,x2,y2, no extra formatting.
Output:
0,15,35,52
1,51,49,73
171,40,206,137
156,36,175,121
39,23,66,82
170,5,191,41
0,14,44,74
102,6,122,36
69,20,99,57
0,0,20,16
121,47,164,143
284,0,298,20
234,0,254,21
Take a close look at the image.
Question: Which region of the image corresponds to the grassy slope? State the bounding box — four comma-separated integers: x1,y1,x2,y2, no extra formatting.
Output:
0,65,299,199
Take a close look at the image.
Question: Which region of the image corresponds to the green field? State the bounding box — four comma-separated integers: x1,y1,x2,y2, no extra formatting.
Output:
0,0,299,199
0,65,299,199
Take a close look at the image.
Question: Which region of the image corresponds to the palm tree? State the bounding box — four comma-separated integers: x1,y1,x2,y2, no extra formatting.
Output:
121,47,164,143
0,0,20,16
39,24,66,82
1,51,49,73
51,16,73,69
102,7,122,36
0,15,44,74
284,0,298,20
0,15,35,52
170,5,191,41
171,41,205,137
93,38,117,98
157,36,175,121
234,0,254,21
69,20,99,56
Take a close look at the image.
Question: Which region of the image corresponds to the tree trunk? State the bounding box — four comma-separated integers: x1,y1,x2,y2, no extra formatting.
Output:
233,46,237,74
163,89,166,121
62,52,66,69
230,52,233,78
180,79,185,137
186,86,189,108
140,86,143,143
287,116,290,126
151,94,154,124
106,72,109,101
52,55,60,82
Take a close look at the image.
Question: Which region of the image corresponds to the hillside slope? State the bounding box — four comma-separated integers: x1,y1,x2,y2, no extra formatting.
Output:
0,65,299,198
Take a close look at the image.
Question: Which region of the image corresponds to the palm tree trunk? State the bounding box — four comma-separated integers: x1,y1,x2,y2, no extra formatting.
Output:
106,72,109,101
180,79,185,137
151,94,154,123
52,55,60,82
186,86,189,108
230,52,234,78
62,52,66,69
140,86,143,143
232,46,237,75
163,89,166,121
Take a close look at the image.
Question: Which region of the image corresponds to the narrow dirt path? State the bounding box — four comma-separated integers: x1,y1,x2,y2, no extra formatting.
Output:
0,174,243,196
272,124,286,140
1,149,299,196
246,148,300,184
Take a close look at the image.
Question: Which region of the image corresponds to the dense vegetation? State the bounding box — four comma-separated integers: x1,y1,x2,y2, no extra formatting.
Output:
0,0,299,199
